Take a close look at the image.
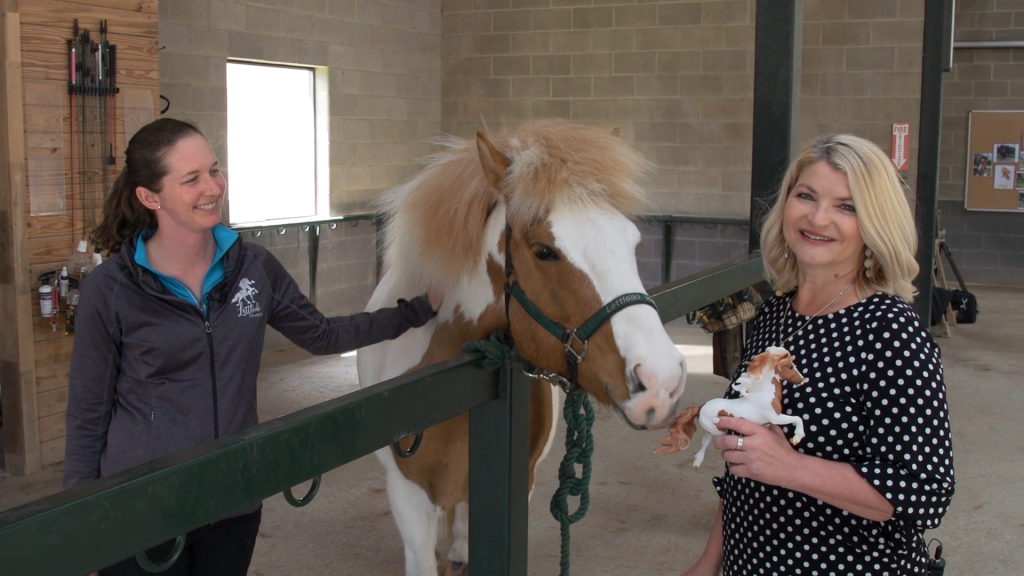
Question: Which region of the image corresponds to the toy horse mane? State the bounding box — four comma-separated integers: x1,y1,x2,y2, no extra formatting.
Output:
373,119,653,294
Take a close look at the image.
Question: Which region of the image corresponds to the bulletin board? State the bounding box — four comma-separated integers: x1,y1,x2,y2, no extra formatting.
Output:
964,110,1024,212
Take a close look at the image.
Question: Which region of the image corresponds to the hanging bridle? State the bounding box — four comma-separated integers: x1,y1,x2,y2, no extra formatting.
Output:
502,223,658,393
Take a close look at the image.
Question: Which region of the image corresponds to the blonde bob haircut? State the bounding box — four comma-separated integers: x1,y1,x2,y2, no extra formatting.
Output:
759,133,920,303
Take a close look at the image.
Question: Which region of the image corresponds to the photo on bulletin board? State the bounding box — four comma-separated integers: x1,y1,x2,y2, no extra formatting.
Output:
1016,171,1024,189
1019,191,1024,209
973,152,993,176
995,143,1019,162
994,164,1016,189
964,110,1024,211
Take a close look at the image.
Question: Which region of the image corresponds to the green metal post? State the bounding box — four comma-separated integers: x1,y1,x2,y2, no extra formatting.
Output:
468,364,530,575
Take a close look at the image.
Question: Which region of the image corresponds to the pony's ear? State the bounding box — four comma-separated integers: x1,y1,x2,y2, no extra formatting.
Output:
611,127,620,137
476,130,510,189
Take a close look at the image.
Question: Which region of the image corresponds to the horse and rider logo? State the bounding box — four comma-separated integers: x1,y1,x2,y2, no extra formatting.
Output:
231,278,262,317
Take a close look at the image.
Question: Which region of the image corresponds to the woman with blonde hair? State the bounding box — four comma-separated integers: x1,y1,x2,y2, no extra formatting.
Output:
681,134,955,575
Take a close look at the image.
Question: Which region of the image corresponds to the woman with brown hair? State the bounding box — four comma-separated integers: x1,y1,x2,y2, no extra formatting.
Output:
65,118,441,575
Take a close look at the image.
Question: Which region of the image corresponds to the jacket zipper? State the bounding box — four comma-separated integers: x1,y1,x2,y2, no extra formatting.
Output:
204,317,220,439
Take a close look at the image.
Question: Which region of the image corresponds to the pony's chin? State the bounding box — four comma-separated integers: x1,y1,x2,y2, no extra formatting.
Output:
605,392,680,431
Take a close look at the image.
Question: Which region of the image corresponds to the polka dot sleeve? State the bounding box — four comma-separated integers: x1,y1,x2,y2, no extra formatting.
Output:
853,306,956,532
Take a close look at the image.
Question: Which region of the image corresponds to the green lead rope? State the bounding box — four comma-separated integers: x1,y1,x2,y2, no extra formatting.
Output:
548,388,595,576
461,334,595,576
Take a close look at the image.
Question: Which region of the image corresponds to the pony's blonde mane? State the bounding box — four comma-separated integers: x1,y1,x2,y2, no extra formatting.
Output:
375,119,653,293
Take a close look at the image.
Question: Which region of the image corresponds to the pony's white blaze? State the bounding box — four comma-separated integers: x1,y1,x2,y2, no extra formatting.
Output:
548,205,686,428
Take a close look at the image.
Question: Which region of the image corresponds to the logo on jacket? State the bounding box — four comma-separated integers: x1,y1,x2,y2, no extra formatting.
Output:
231,278,263,317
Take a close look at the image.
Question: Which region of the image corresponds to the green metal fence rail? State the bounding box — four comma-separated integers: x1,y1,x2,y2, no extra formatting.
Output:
0,253,764,576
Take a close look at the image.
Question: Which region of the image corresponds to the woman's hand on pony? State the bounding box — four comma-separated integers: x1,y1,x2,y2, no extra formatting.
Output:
427,289,444,312
714,416,803,488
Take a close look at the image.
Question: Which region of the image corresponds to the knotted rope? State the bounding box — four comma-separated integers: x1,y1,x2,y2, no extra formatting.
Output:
461,333,595,576
548,388,594,576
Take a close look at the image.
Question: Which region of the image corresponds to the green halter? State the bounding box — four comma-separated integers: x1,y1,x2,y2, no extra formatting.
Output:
502,223,658,391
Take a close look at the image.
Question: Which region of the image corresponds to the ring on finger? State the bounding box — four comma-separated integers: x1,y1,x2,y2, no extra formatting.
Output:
735,436,744,451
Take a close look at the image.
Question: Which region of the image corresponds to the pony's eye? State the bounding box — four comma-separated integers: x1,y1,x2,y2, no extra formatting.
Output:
533,246,558,262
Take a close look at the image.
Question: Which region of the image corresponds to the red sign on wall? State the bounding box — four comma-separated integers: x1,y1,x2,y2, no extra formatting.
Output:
891,123,910,171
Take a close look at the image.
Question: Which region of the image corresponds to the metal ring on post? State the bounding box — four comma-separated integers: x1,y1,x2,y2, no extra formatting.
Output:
391,431,423,459
278,228,287,235
283,475,321,507
329,223,337,229
135,534,186,573
252,230,262,237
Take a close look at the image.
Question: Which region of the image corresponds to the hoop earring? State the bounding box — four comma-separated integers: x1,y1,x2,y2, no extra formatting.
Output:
784,246,790,259
864,247,873,279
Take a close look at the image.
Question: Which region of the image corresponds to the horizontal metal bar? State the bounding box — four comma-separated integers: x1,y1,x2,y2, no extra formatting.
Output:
649,253,765,324
228,212,377,232
639,214,749,226
953,41,1024,49
0,355,498,576
231,212,744,233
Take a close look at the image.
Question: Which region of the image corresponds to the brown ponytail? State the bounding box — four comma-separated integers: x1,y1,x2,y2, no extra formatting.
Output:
90,118,204,254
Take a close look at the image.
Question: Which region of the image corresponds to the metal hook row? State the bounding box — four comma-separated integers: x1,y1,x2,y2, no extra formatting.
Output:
132,476,322,573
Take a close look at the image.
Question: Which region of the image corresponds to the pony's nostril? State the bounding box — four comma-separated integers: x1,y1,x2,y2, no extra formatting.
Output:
631,364,648,394
646,407,656,424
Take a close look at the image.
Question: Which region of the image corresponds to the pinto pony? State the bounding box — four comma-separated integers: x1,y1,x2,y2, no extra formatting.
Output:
356,119,690,575
654,346,806,467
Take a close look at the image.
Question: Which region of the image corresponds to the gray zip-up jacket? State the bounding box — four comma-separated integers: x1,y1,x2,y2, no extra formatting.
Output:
63,234,435,499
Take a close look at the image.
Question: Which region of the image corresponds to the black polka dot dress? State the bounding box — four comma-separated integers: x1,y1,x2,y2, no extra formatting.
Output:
712,292,956,576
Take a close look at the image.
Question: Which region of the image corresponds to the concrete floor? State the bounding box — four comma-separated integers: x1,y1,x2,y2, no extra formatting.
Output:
1,285,1021,575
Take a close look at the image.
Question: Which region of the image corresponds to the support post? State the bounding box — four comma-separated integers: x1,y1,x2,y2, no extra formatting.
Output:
749,0,802,253
661,221,672,285
306,224,320,306
913,0,950,326
468,364,530,575
0,2,42,475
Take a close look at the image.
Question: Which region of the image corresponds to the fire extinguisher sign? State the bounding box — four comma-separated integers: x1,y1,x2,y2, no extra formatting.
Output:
891,123,909,171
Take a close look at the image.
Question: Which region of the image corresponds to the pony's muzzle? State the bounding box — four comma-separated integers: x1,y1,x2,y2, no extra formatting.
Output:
617,362,687,429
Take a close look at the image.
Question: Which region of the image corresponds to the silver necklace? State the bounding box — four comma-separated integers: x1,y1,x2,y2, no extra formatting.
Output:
778,281,854,346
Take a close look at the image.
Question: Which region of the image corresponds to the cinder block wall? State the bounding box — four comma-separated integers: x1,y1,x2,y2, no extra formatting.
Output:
441,0,757,218
158,0,442,350
937,2,1024,287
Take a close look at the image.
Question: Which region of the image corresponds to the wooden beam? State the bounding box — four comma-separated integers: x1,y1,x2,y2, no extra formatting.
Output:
0,0,43,475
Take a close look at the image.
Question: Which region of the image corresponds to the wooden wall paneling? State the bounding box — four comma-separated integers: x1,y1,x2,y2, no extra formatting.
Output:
38,412,65,442
40,437,64,467
1,2,43,475
4,0,160,472
35,362,70,393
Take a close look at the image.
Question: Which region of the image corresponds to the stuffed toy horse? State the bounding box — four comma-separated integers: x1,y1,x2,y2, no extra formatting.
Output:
654,346,807,467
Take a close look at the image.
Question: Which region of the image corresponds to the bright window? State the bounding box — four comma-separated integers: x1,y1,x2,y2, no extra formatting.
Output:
226,61,322,224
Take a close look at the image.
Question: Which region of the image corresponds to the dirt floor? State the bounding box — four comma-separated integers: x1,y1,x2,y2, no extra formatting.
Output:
1,286,1022,575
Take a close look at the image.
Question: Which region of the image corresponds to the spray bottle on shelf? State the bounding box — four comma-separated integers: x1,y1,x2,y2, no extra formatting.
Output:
66,240,92,281
58,266,69,301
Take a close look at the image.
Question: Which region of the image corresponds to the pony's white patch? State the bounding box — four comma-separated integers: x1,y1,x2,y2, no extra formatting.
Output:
358,269,435,390
436,202,505,325
377,447,443,576
358,271,443,575
447,501,469,565
548,205,686,426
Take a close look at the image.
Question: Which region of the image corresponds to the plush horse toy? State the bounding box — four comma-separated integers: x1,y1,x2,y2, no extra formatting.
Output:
655,346,807,467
